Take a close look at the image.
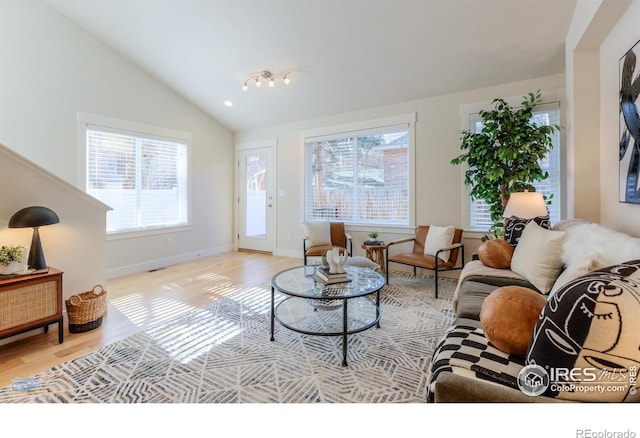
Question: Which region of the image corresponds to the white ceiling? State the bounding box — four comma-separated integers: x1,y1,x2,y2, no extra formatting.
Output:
46,0,577,132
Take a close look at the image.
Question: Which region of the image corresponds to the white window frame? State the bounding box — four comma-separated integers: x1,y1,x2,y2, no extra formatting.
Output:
459,90,565,233
300,113,416,233
78,112,192,239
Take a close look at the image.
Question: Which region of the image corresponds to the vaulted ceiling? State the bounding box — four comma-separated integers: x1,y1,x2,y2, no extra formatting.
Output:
46,0,577,132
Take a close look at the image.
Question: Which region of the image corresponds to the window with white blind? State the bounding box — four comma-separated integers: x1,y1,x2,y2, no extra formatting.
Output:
303,114,414,226
80,116,190,235
468,102,561,230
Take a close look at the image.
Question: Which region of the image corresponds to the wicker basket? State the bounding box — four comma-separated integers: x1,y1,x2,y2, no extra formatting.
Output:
65,285,107,333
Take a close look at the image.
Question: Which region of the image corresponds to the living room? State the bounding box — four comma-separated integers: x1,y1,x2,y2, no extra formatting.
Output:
0,0,638,434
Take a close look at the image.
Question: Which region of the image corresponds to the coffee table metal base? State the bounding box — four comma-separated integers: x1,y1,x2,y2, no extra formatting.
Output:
269,265,384,367
271,291,381,366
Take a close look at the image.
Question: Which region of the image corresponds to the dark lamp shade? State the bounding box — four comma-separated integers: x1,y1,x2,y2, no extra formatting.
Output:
8,206,59,271
8,206,60,228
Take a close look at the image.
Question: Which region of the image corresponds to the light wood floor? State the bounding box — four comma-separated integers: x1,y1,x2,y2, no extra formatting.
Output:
0,251,300,389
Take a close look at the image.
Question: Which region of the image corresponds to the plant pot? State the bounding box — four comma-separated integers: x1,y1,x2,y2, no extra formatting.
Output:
0,261,23,275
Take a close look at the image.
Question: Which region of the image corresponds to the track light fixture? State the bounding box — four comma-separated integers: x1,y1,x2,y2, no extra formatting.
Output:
242,70,291,91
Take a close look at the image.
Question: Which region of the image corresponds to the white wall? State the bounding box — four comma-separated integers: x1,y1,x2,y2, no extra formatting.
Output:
234,74,566,262
0,144,109,301
0,0,235,279
600,0,640,235
566,0,640,237
565,0,632,223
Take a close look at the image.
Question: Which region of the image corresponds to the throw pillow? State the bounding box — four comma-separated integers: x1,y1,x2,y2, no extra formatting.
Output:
560,222,640,268
526,260,640,402
303,221,331,247
549,253,612,296
504,215,551,246
510,221,565,294
478,239,514,269
480,286,547,357
424,225,455,262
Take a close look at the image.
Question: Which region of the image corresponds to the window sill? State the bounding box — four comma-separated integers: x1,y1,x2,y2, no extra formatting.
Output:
107,224,192,241
345,224,415,236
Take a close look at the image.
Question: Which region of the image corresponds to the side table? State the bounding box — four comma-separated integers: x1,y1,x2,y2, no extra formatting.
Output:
0,268,64,344
361,242,387,274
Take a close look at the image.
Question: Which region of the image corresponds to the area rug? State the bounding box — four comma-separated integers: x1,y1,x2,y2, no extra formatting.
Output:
0,272,455,403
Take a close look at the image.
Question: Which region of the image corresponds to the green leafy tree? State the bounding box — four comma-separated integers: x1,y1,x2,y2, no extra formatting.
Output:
451,90,560,233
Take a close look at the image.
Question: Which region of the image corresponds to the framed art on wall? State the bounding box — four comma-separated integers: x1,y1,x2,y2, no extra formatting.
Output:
619,39,640,204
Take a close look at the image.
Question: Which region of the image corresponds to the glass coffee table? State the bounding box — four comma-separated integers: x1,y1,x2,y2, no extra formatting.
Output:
270,265,384,366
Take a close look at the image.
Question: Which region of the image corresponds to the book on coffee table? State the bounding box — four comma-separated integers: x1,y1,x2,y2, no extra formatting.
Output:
315,267,350,284
314,275,352,285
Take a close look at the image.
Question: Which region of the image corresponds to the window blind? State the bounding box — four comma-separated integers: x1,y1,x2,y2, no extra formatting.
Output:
86,125,189,233
304,125,410,226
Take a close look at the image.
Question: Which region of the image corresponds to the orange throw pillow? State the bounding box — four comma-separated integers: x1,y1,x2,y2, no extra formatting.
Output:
480,286,547,357
477,239,514,269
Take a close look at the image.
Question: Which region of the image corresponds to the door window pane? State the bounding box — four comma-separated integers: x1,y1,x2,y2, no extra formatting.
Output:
245,153,267,238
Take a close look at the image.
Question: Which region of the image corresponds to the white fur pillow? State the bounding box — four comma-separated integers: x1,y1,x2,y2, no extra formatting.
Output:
304,221,331,247
561,222,640,267
424,225,455,262
510,221,566,294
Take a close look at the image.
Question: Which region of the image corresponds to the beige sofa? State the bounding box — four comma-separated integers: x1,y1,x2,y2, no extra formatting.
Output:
428,261,562,402
427,219,640,403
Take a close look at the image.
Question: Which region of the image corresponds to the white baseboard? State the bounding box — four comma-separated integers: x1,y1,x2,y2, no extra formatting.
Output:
273,248,302,259
106,244,233,279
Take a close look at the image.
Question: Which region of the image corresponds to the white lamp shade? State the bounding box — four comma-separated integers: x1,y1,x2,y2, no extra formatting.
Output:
503,192,548,219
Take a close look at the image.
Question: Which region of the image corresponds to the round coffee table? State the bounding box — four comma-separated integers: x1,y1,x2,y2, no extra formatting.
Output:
270,265,384,366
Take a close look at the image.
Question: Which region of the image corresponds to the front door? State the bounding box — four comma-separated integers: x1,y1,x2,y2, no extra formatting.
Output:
236,143,275,252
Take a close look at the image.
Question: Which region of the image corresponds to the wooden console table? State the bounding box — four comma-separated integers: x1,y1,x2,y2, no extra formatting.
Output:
0,268,64,344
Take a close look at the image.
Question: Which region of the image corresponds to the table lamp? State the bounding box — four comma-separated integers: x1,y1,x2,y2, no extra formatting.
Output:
8,206,60,272
503,191,548,220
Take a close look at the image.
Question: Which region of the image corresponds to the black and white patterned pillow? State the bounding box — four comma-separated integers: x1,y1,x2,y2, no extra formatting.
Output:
427,324,525,402
504,215,550,246
526,260,640,402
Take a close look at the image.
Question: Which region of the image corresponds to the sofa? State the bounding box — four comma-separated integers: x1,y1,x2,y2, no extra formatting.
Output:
426,219,640,403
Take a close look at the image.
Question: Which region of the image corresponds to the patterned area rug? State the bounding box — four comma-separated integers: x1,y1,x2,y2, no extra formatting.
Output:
0,272,455,403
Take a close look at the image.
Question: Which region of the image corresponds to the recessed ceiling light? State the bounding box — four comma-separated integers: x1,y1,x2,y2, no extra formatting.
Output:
224,100,233,107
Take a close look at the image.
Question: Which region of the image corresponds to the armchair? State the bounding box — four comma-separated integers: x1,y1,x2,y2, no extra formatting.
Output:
303,221,352,265
386,225,464,298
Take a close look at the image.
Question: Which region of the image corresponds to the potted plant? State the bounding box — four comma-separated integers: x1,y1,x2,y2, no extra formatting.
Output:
0,245,26,275
451,90,559,236
367,231,379,244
